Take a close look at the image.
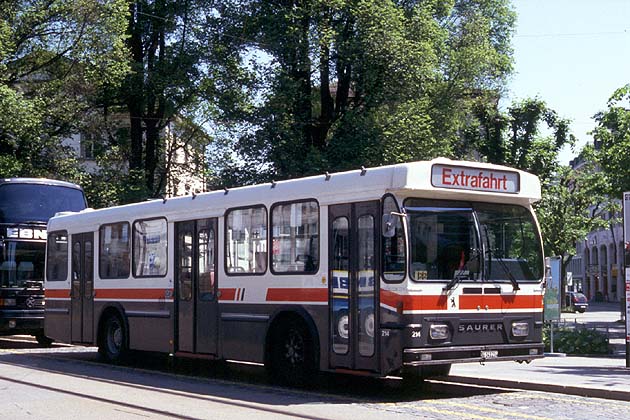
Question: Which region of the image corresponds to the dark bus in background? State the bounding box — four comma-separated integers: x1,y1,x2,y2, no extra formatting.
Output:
0,178,86,345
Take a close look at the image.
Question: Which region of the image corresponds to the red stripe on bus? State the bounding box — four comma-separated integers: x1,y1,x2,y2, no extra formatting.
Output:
265,288,328,302
94,289,172,300
219,288,237,300
380,290,448,311
45,289,70,298
459,294,543,310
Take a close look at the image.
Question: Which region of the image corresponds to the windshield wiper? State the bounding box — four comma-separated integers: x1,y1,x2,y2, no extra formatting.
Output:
482,225,519,291
494,255,520,291
444,272,466,291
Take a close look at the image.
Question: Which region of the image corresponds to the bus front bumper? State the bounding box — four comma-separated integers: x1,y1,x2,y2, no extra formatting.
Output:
403,343,545,366
0,309,44,335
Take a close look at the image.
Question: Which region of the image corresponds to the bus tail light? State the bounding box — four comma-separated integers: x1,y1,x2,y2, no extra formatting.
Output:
511,322,529,337
429,324,450,340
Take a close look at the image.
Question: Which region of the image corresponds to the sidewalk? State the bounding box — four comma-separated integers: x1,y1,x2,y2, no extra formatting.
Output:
448,302,630,401
449,355,630,401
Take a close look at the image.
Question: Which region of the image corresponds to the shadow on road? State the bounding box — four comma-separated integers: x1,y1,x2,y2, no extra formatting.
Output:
0,342,515,406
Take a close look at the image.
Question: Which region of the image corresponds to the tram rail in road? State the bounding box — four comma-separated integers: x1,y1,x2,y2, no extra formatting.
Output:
2,336,630,420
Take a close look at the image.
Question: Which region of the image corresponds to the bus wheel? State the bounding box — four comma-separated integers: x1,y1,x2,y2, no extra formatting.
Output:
35,334,53,347
99,314,128,363
269,318,315,386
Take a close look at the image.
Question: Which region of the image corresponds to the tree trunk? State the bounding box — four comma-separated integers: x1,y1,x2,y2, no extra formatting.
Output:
126,2,145,171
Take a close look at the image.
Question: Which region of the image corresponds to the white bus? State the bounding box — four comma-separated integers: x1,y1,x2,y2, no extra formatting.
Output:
44,158,545,383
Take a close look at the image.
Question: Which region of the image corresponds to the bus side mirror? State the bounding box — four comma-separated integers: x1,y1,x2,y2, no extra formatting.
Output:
382,214,396,238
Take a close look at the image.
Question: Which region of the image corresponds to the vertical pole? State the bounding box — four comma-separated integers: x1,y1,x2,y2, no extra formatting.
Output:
623,195,628,367
550,322,554,354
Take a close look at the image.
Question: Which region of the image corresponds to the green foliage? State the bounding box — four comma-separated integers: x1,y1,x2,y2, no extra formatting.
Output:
111,0,248,197
469,97,574,184
543,326,609,355
535,161,611,260
591,84,630,198
0,0,128,180
216,0,517,183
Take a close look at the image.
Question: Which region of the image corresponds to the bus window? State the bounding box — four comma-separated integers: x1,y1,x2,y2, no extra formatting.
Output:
405,200,480,282
133,218,168,277
382,196,405,282
99,222,130,279
198,227,215,300
225,206,267,274
475,203,543,281
271,200,319,274
0,184,85,224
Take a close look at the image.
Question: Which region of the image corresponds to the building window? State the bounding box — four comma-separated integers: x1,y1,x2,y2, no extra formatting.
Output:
133,218,168,277
271,200,319,273
99,222,130,279
80,133,95,160
225,206,267,274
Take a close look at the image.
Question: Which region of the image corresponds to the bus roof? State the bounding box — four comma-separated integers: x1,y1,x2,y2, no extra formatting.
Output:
0,177,83,190
48,158,541,231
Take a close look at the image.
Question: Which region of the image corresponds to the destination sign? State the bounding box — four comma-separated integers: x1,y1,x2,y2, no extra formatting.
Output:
431,164,520,193
4,227,47,240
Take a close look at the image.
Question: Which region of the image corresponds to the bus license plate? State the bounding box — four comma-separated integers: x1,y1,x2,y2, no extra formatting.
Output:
481,350,498,359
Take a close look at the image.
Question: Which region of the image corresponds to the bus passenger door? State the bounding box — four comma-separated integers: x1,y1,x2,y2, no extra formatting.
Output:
175,219,218,355
70,232,94,343
329,201,379,372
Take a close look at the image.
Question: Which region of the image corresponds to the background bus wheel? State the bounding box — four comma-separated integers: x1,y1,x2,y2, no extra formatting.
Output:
99,314,128,363
269,318,315,386
35,334,53,347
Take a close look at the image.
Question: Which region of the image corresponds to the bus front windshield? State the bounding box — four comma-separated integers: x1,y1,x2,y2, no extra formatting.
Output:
0,241,45,288
0,184,86,224
405,199,543,284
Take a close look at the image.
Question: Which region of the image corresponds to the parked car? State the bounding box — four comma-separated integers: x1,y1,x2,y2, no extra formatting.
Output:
566,291,589,313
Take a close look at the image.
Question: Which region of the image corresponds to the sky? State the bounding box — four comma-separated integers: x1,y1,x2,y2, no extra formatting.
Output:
507,0,630,165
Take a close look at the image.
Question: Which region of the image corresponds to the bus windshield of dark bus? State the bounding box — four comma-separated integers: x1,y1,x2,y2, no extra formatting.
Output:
0,242,45,288
405,199,543,286
0,184,86,224
0,183,85,288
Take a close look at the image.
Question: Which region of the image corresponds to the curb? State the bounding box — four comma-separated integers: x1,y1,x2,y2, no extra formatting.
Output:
446,375,630,402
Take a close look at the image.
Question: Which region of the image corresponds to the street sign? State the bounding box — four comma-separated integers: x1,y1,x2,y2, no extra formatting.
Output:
544,257,561,322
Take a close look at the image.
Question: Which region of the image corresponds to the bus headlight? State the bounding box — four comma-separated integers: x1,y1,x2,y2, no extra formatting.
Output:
511,322,529,337
430,324,450,340
0,298,16,307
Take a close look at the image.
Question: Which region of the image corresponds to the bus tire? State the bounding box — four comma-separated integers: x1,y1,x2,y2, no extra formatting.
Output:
98,313,128,363
35,334,53,347
268,317,316,386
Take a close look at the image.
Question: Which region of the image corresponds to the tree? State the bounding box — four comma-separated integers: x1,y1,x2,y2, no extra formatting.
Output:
467,97,574,184
102,0,250,200
214,0,516,184
0,0,128,180
591,84,630,198
535,159,612,287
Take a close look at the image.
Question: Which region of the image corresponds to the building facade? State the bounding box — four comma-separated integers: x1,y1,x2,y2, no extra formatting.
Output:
568,149,624,303
64,117,207,199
